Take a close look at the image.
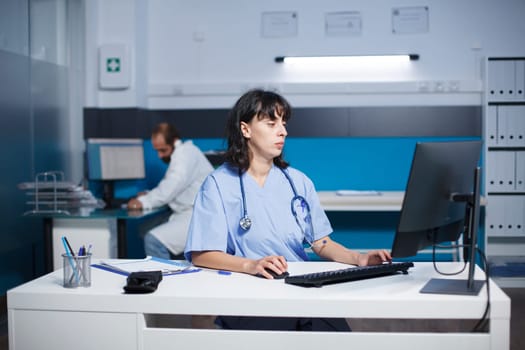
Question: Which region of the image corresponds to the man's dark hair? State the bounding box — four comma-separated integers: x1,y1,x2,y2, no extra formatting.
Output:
152,122,181,145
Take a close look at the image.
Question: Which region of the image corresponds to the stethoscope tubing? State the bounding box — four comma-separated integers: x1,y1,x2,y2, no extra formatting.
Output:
238,167,308,231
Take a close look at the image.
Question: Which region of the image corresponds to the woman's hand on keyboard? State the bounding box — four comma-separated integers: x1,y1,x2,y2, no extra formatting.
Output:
358,250,392,266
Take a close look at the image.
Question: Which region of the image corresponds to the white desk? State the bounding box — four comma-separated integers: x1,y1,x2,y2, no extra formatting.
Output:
8,262,509,350
318,191,404,211
318,191,487,212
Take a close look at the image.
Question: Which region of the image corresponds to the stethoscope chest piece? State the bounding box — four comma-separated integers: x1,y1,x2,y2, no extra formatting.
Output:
239,215,252,231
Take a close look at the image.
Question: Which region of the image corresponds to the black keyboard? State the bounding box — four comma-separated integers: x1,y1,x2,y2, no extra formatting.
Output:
284,262,414,287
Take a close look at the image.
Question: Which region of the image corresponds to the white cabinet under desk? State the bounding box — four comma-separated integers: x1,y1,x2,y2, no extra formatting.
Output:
7,261,510,350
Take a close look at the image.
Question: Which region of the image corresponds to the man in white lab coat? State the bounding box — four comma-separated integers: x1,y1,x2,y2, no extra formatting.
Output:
127,123,213,259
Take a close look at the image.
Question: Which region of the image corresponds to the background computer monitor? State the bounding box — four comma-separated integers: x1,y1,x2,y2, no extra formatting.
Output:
86,138,146,207
391,140,484,295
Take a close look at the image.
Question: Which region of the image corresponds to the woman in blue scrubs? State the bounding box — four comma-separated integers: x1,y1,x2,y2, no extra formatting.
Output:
184,89,391,331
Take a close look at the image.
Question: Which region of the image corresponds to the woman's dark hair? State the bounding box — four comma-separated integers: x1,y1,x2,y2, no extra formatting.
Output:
152,122,181,145
224,89,292,171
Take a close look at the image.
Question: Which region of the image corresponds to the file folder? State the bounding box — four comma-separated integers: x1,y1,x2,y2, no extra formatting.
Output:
497,106,510,147
487,151,515,192
488,60,506,101
515,60,525,101
509,196,525,236
516,152,525,192
486,106,498,147
503,106,525,147
513,106,525,146
486,196,504,236
488,196,525,237
488,60,516,102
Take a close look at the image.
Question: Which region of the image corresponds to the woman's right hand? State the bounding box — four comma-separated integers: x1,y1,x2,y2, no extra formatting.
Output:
191,251,288,279
249,255,288,279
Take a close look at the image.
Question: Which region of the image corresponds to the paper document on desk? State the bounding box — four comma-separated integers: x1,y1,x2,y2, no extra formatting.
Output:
336,190,382,196
98,256,197,275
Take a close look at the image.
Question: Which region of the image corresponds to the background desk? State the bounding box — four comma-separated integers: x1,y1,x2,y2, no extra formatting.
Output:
33,207,171,272
318,191,487,212
7,262,509,350
318,191,404,211
317,191,487,262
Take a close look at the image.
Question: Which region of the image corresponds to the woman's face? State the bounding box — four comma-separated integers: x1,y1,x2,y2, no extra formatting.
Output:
241,112,288,162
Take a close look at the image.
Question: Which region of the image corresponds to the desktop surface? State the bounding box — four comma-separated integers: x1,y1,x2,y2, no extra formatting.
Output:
7,261,510,350
8,261,505,319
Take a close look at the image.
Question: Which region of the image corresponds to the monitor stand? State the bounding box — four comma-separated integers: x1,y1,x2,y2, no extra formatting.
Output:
101,180,114,208
101,180,130,209
100,180,121,209
420,278,485,296
420,167,485,296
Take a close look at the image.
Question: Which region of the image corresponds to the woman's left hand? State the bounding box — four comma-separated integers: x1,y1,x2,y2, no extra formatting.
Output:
357,250,392,266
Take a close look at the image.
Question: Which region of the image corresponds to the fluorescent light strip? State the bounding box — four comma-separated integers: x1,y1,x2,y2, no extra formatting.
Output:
275,54,419,65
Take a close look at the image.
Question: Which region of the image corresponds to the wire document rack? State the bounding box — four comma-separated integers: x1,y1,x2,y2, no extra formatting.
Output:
18,171,101,215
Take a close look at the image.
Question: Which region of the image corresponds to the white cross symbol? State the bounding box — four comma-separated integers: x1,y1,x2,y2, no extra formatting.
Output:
107,58,120,72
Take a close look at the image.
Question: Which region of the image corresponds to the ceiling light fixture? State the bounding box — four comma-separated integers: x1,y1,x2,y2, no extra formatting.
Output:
275,54,419,65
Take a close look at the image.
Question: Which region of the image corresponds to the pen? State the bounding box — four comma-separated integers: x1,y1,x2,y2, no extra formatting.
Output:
61,236,80,284
63,236,75,257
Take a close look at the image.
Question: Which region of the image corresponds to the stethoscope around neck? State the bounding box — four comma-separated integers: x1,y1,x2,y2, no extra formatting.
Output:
238,167,311,232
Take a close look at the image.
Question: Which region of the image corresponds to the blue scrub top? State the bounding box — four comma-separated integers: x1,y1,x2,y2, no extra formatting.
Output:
184,163,332,262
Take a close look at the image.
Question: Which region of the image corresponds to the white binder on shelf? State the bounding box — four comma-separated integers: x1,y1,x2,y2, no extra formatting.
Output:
519,197,525,236
488,151,516,192
494,196,522,236
503,151,517,191
515,106,525,146
508,196,525,236
486,151,498,192
506,106,523,147
486,106,498,147
516,151,525,192
488,60,506,102
502,60,517,101
486,195,504,236
497,106,510,147
514,60,525,101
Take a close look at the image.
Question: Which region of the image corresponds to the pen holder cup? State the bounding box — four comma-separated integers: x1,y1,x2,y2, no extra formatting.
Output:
62,253,92,288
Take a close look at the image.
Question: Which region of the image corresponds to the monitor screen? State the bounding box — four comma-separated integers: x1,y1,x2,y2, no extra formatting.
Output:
86,138,146,181
391,140,484,295
391,140,482,259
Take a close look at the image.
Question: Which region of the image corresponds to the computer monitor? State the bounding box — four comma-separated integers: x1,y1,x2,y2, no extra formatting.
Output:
391,140,484,295
86,138,146,208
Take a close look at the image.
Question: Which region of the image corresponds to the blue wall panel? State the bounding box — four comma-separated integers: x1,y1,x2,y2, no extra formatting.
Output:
284,136,480,191
109,135,482,262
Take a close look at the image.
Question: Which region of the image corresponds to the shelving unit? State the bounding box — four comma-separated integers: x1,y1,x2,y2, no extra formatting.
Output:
483,56,525,287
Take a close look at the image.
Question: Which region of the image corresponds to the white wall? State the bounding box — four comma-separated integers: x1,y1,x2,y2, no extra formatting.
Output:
85,0,525,109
